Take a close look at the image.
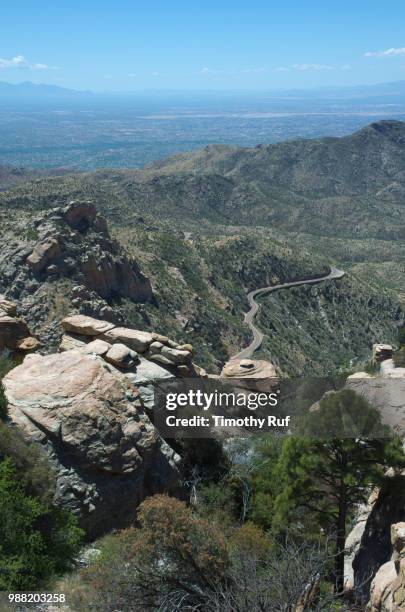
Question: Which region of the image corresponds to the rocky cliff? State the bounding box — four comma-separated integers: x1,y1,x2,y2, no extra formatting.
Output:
344,353,405,603
0,200,153,351
367,522,405,611
1,312,203,538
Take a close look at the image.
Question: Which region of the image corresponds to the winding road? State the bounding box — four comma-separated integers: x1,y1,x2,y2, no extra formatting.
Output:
231,266,345,361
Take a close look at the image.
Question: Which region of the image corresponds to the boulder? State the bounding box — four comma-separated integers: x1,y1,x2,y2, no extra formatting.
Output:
105,343,138,369
366,522,405,611
26,237,61,273
368,561,396,611
160,345,191,365
151,332,170,344
62,200,97,231
3,350,181,537
346,376,405,434
62,314,115,336
373,344,394,364
148,341,191,365
0,315,31,350
80,338,111,356
177,343,193,352
125,356,175,410
16,336,40,351
59,333,88,352
0,298,17,316
220,358,278,391
222,358,277,379
102,327,153,352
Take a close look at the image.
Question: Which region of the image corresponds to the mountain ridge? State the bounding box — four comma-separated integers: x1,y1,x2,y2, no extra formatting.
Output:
1,119,404,240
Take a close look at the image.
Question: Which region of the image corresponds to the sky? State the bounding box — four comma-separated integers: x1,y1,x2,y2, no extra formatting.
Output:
1,0,405,91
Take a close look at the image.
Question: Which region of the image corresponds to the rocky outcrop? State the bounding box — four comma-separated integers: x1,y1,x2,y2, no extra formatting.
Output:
0,295,39,351
373,344,394,364
61,314,195,374
24,200,153,303
220,358,278,391
344,350,405,602
3,348,181,538
26,237,62,274
367,522,405,611
0,200,153,351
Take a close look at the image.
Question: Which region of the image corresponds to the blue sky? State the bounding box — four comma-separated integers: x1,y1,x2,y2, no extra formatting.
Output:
1,0,405,91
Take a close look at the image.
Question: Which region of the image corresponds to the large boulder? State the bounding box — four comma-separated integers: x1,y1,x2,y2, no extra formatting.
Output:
373,344,394,364
346,375,405,435
220,358,278,391
0,297,17,316
62,200,97,231
26,237,61,274
62,314,115,336
101,326,153,353
0,313,31,350
3,350,181,538
367,522,405,611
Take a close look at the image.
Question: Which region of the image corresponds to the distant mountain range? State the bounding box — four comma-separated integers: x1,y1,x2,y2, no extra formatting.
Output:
0,81,93,99
1,79,405,101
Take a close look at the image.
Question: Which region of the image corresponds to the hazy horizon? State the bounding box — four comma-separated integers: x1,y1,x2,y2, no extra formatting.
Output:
2,0,405,91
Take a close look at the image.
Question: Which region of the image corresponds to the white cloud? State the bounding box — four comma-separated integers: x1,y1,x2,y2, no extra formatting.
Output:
364,47,405,57
0,54,50,70
292,63,334,71
200,67,265,76
240,67,266,74
128,73,137,77
200,67,220,75
276,63,349,72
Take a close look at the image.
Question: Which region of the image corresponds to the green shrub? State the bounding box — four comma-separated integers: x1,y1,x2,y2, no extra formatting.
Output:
0,457,83,590
0,421,56,501
398,324,405,347
394,346,405,368
0,385,6,421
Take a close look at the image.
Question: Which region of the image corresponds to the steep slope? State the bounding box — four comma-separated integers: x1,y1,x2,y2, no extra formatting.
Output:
0,121,403,374
1,120,404,238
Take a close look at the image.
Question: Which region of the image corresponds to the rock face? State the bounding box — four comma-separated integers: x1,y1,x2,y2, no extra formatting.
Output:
3,349,181,538
367,522,405,611
61,315,195,373
24,201,153,303
27,237,62,274
344,358,405,602
0,200,153,351
373,343,394,364
349,475,405,603
0,296,38,351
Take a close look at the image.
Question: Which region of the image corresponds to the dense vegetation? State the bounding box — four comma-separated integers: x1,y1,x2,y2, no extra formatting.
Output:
53,389,403,610
0,358,83,590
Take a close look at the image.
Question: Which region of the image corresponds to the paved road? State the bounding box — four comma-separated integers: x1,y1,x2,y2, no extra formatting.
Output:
231,266,345,361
